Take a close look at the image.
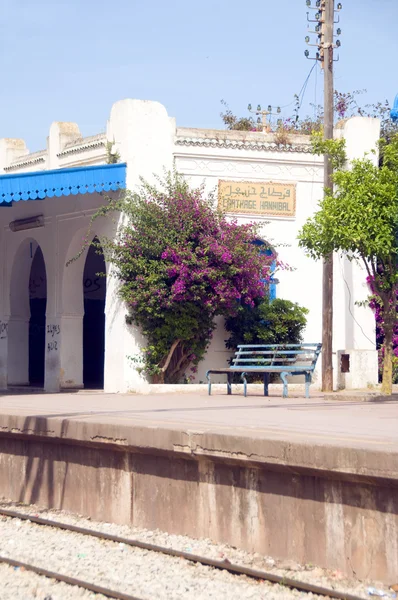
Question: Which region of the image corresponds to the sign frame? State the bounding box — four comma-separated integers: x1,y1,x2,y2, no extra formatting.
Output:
218,179,296,218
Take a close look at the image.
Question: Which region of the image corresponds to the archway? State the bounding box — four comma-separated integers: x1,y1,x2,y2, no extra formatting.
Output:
8,240,47,387
29,247,47,386
82,238,106,388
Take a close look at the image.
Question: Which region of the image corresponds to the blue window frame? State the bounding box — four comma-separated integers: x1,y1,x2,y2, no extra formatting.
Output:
251,239,277,300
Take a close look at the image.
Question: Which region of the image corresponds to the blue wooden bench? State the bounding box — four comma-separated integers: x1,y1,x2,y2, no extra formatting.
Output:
206,343,322,398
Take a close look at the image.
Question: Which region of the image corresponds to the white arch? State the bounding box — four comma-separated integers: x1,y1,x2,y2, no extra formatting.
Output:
8,238,47,385
59,228,108,389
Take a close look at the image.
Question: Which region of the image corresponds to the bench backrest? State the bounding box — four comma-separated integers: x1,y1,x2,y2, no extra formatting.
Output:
232,343,322,370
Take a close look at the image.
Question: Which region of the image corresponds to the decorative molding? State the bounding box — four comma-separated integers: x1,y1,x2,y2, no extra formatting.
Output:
0,163,126,203
175,157,323,182
175,136,312,154
5,154,46,172
59,157,108,169
58,135,106,158
176,158,282,177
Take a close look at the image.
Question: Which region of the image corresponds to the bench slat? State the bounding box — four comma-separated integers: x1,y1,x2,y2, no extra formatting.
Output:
233,359,298,364
229,366,316,371
235,350,312,356
206,342,321,399
237,343,320,348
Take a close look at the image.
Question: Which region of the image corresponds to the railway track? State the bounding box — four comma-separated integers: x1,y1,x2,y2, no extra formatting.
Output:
0,507,368,600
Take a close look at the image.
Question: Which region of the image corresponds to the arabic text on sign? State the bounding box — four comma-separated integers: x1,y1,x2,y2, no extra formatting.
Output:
218,180,296,217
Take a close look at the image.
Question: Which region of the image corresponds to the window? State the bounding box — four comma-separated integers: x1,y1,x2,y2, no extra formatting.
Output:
252,239,277,300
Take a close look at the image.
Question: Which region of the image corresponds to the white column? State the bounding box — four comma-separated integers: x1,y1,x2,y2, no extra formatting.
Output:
104,99,175,393
47,122,81,170
59,314,83,389
42,317,61,392
335,117,381,389
0,138,28,173
7,317,29,385
0,317,8,389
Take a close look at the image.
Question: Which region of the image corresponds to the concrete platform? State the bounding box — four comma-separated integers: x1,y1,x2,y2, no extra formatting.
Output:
0,390,397,583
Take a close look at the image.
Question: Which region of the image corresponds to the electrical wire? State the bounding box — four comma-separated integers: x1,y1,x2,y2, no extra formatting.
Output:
277,62,317,111
309,61,320,208
314,61,319,120
297,62,317,112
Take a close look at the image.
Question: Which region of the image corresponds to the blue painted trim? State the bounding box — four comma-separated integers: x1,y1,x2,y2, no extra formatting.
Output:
253,239,278,300
0,163,126,203
269,259,277,300
391,93,398,122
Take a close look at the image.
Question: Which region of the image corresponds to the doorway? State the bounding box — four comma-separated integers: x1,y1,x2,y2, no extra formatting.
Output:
82,239,106,389
29,245,47,387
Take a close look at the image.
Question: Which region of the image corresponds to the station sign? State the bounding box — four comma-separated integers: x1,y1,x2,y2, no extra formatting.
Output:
218,180,296,218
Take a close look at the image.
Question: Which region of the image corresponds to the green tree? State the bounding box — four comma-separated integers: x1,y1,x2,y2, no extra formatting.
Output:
298,136,398,395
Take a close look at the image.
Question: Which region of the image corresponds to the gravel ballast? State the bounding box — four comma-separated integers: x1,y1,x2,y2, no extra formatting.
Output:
0,499,394,600
0,562,108,600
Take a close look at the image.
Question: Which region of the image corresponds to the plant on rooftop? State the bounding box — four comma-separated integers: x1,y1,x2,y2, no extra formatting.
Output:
220,90,398,141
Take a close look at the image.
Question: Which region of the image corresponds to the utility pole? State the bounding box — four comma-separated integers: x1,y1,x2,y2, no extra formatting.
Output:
322,0,334,392
305,0,342,391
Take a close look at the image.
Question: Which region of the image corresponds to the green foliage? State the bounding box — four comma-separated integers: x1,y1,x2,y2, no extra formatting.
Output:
298,135,398,394
298,142,398,267
310,132,347,169
105,141,120,164
81,171,274,383
225,298,309,349
220,100,256,131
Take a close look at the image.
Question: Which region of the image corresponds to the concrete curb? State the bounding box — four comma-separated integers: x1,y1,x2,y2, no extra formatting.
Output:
324,391,398,402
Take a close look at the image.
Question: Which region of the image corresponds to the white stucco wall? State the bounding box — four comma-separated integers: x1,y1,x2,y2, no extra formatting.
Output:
174,139,325,384
0,100,380,392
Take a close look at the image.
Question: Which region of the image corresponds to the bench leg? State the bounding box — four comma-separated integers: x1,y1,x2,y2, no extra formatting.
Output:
263,373,269,396
240,373,248,397
227,372,232,395
305,372,311,399
281,372,289,398
206,371,212,396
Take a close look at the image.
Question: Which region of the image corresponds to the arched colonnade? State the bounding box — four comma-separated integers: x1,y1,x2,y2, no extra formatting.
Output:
2,228,108,391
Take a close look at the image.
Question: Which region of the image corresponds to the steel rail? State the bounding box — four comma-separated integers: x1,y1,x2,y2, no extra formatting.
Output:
0,555,143,600
0,507,366,600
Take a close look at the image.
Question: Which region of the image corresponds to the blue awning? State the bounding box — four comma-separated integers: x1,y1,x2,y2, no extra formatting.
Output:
391,93,398,122
0,163,126,203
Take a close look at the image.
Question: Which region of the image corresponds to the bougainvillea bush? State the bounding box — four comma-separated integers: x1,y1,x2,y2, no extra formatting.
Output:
96,172,275,383
368,276,398,383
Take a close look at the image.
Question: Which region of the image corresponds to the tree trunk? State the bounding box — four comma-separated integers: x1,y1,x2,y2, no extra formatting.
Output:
165,343,190,383
152,372,165,384
381,308,395,395
152,339,181,384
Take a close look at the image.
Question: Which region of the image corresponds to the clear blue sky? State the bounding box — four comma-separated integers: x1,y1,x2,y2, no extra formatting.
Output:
1,0,397,152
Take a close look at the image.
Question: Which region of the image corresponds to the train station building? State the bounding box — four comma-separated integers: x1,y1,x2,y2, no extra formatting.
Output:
0,99,380,393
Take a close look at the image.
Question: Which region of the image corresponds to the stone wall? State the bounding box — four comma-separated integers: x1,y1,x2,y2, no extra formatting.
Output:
0,414,396,582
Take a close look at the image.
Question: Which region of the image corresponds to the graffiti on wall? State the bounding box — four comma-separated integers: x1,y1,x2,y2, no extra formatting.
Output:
46,324,60,352
0,321,8,340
